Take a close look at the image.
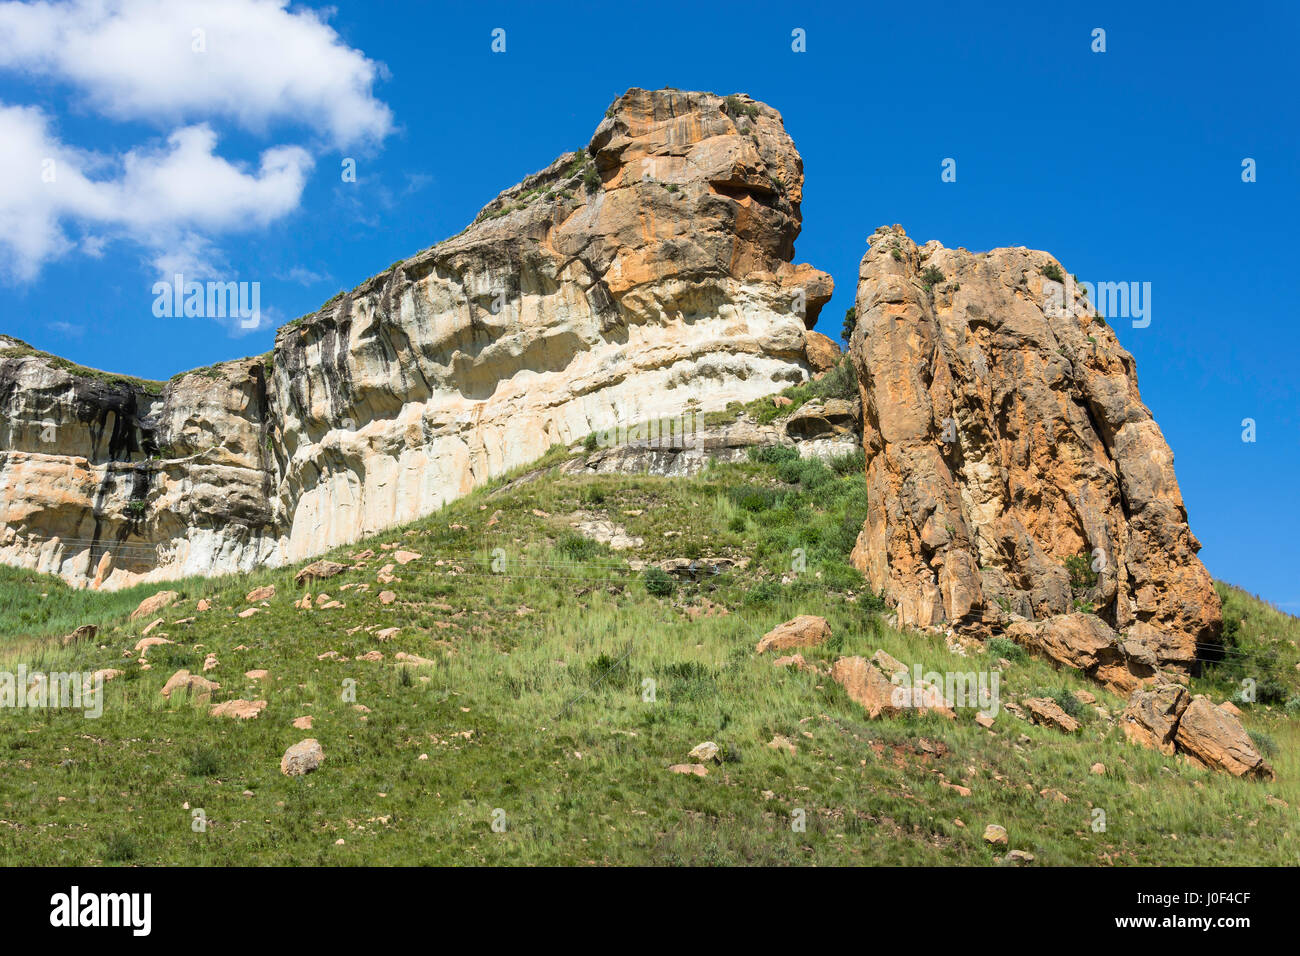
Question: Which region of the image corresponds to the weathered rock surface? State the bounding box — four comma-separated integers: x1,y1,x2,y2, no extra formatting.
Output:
829,656,902,719
280,738,324,776
847,226,1221,665
756,615,830,654
1,89,831,589
1006,612,1157,695
1122,684,1273,778
1173,697,1273,779
1022,697,1080,734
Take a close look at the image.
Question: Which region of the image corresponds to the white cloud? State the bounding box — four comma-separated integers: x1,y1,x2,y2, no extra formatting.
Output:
0,0,392,149
0,103,313,280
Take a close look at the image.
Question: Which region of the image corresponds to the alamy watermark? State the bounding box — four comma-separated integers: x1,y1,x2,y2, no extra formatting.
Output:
1,667,105,718
1043,275,1151,328
592,410,703,451
152,273,261,329
890,666,1000,718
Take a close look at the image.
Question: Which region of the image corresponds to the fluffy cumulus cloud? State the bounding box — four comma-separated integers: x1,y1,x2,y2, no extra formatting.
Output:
0,0,392,147
0,0,391,283
0,104,313,280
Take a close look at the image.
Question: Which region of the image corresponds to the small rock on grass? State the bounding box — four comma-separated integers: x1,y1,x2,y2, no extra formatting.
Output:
281,738,324,776
668,763,708,777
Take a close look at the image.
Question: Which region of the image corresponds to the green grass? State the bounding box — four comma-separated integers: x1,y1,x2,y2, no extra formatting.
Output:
0,451,1295,865
0,338,166,395
702,355,859,429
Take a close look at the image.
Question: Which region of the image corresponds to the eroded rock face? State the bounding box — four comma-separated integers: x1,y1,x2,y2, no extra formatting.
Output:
1006,612,1158,695
0,89,831,589
848,226,1221,664
1123,684,1274,779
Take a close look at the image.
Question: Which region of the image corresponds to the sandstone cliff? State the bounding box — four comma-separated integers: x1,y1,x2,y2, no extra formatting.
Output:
0,89,832,588
847,226,1221,666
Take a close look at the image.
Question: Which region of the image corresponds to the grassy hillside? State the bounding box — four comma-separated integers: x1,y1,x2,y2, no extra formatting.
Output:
0,444,1296,865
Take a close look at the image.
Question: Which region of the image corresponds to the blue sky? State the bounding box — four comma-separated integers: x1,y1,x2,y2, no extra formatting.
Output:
0,0,1296,606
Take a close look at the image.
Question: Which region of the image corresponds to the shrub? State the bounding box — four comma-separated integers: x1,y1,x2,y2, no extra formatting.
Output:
986,636,1026,662
748,444,800,466
728,485,784,513
557,532,601,562
743,580,782,606
185,744,221,778
1042,262,1065,283
582,433,598,452
103,832,139,862
644,567,675,597
581,166,601,193
829,449,866,476
859,589,889,613
723,95,759,119
1049,687,1084,720
1064,553,1098,592
921,266,945,289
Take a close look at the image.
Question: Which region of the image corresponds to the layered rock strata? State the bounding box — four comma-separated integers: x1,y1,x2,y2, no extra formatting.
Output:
0,89,832,588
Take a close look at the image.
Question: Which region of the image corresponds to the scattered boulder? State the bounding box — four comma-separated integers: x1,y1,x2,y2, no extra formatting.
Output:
1006,849,1035,864
830,656,902,719
160,670,219,701
244,669,269,681
687,741,720,763
378,590,396,605
1218,700,1243,718
60,624,97,647
292,715,314,730
1173,696,1274,779
237,607,259,619
393,550,421,565
295,560,348,585
246,585,276,603
982,824,1008,846
756,615,831,654
668,763,708,777
130,590,179,621
772,653,809,670
1091,762,1106,775
281,738,324,776
210,699,267,719
1022,697,1080,734
1122,683,1189,755
196,599,212,612
374,627,400,641
395,652,435,667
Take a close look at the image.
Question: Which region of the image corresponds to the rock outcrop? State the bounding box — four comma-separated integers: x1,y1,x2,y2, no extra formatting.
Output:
0,89,832,589
1123,684,1274,779
847,226,1221,666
